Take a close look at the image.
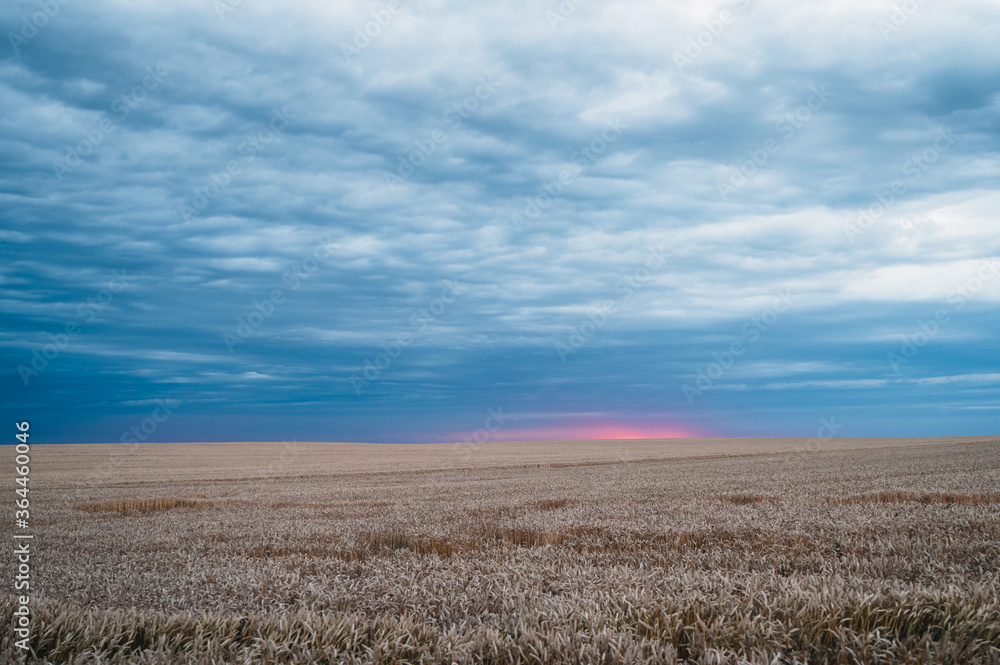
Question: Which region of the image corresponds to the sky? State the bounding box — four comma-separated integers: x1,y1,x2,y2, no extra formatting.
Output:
2,0,999,445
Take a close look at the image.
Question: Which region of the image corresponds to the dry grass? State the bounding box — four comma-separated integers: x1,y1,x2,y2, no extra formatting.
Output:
716,493,775,504
247,533,467,561
5,437,1000,664
537,498,575,510
5,590,998,665
827,491,1000,506
78,497,236,514
243,526,600,561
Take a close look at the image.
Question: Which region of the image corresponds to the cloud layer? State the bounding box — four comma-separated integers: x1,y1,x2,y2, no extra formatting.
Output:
3,0,999,443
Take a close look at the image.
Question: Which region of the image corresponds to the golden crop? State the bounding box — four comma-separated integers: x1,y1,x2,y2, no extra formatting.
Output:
3,436,998,664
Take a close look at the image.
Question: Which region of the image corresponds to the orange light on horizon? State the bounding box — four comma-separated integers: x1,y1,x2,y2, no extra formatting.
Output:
439,421,702,443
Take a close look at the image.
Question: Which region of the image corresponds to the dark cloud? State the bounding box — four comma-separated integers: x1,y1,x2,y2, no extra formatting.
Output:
2,0,999,442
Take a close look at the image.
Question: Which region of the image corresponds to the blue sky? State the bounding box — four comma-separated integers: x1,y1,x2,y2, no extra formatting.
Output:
2,0,999,444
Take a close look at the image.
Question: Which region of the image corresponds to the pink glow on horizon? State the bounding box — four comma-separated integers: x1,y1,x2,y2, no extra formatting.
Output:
439,420,703,443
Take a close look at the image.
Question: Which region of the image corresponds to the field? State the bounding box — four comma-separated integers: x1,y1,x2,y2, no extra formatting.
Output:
4,436,1000,664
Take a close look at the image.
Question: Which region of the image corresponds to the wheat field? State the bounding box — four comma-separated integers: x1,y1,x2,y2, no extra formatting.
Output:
3,436,999,664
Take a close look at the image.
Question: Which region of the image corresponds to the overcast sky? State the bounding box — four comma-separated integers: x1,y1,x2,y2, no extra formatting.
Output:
2,0,999,444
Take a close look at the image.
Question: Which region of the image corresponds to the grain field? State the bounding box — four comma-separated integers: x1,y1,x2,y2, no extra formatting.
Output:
3,436,999,664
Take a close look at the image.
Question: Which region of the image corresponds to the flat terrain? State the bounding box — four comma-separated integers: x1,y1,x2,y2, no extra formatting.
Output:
4,436,1000,664
23,436,991,485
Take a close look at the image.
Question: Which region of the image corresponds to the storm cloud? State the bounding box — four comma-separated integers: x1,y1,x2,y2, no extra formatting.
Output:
2,0,998,443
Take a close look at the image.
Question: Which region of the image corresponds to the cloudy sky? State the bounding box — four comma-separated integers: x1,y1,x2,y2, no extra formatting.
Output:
3,0,999,444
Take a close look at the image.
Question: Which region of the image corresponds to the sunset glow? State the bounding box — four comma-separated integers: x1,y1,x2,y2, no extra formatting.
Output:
436,420,702,444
